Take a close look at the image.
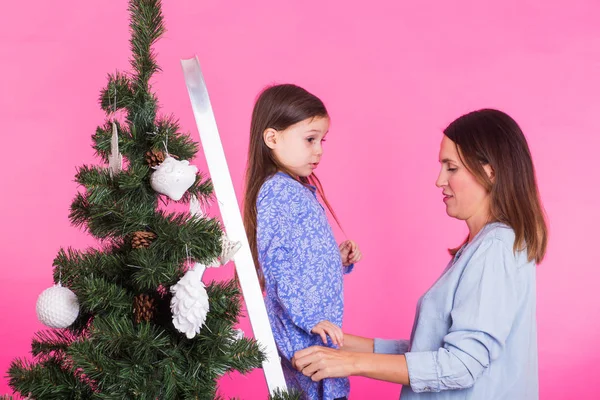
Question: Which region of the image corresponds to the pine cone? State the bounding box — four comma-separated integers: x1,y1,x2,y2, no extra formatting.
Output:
133,293,155,323
145,149,166,167
132,231,157,249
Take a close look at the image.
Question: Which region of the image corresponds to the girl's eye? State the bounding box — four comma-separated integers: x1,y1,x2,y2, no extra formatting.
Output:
447,167,457,172
307,138,315,143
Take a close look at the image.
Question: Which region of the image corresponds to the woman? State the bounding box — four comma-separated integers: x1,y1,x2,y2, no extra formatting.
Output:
292,109,547,399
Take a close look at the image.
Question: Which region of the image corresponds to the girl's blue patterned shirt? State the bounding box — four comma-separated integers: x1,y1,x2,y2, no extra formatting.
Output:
257,172,353,400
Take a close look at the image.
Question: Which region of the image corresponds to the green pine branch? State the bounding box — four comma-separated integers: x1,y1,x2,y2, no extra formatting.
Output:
53,247,129,288
268,389,303,400
147,116,200,161
74,276,133,317
205,280,244,325
8,357,94,399
128,0,165,91
69,190,156,239
99,72,135,115
31,330,78,360
128,248,183,291
92,117,200,166
150,211,223,263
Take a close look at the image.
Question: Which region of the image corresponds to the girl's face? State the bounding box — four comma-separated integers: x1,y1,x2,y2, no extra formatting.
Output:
264,116,329,178
436,135,492,224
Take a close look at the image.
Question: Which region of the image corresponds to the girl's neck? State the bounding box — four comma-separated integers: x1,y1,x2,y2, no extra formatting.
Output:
277,169,299,180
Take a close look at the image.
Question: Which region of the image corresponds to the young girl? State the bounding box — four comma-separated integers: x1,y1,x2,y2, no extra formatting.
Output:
243,84,362,400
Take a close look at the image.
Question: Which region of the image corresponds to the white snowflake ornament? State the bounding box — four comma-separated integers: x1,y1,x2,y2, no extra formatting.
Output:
219,235,242,266
151,156,198,201
207,235,242,268
170,264,209,339
36,284,80,329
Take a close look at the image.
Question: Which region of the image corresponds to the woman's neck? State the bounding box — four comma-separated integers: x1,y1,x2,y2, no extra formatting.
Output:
466,213,492,243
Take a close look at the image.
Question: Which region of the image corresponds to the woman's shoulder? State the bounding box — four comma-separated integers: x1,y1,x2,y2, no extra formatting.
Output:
454,223,509,259
480,222,516,247
470,223,530,266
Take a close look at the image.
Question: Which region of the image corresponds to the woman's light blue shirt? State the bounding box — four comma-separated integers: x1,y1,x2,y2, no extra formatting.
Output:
375,223,538,399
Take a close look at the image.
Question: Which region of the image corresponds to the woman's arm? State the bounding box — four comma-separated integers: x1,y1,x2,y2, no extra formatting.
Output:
292,346,410,385
356,353,409,385
341,334,374,353
343,334,412,355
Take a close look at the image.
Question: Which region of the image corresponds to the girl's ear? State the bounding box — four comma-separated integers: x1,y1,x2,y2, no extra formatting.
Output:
263,128,278,150
483,164,495,182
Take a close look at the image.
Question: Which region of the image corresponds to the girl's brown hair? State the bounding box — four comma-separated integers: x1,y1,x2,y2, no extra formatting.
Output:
243,84,339,288
444,109,548,263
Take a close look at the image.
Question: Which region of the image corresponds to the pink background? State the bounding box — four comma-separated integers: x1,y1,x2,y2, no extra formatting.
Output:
1,1,599,398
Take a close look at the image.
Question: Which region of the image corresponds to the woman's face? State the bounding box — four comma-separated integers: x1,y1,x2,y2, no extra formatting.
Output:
436,135,492,224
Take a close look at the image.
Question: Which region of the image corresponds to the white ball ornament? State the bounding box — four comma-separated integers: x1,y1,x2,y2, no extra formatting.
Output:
150,156,198,201
36,284,80,329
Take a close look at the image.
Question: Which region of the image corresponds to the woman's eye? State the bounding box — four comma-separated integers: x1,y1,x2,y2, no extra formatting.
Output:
447,167,457,172
307,138,314,143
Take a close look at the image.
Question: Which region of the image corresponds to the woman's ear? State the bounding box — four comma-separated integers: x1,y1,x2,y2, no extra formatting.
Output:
484,164,495,182
263,128,278,150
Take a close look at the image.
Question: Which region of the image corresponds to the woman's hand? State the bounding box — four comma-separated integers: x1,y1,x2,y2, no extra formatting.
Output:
292,346,356,381
311,320,343,347
339,240,362,267
293,345,410,385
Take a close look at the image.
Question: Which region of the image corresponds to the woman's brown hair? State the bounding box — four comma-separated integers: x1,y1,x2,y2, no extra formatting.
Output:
243,84,340,288
444,109,548,264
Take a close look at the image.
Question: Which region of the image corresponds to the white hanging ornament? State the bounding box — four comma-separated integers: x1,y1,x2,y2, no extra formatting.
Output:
189,195,206,219
108,121,123,178
226,328,245,345
233,328,244,341
36,284,80,329
219,235,242,266
151,156,198,201
170,264,209,339
206,235,242,268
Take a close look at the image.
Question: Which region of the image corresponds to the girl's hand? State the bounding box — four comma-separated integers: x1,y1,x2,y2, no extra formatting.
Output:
311,320,344,347
292,346,356,381
339,240,362,267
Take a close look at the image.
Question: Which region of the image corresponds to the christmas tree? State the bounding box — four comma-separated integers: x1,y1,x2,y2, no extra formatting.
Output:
6,0,292,398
